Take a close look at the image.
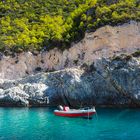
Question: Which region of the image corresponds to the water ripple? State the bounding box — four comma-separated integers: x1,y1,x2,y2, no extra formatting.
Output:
0,108,140,140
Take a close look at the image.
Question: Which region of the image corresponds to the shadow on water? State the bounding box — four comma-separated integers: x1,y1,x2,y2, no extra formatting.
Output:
82,116,93,119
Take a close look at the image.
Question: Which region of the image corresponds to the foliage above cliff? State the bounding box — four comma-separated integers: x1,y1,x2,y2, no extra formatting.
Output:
0,0,139,53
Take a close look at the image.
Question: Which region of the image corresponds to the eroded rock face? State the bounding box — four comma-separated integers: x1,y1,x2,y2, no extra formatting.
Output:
0,21,139,107
0,55,139,107
0,77,49,106
0,21,139,80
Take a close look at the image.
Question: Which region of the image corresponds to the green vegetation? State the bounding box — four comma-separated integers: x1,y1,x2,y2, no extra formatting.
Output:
0,0,139,53
132,50,140,57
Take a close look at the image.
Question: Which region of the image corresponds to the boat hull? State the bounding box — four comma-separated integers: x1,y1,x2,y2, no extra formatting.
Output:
54,109,96,117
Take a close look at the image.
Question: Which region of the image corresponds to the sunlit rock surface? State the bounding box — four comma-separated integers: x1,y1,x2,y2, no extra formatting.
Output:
0,54,139,107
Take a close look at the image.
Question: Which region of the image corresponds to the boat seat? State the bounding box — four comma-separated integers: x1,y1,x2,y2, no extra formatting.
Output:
64,106,69,111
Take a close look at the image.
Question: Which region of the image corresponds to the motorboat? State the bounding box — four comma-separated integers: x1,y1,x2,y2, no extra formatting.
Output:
54,106,96,117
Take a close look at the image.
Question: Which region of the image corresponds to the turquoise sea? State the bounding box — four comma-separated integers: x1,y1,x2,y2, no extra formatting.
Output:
0,107,140,140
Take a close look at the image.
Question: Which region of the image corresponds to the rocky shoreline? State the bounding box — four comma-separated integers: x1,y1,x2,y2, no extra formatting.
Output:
0,22,140,107
0,53,140,107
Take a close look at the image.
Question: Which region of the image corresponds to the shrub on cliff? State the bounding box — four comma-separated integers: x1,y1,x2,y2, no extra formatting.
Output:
0,0,139,53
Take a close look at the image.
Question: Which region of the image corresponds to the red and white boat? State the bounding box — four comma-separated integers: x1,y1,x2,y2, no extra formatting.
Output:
54,106,96,117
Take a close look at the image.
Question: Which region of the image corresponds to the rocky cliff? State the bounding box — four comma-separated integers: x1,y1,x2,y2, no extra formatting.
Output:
0,21,140,107
0,21,139,80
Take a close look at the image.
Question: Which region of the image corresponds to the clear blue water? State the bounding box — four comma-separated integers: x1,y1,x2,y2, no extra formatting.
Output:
0,108,140,140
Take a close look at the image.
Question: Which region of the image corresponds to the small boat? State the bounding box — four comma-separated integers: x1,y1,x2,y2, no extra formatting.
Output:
54,106,96,117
